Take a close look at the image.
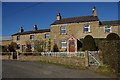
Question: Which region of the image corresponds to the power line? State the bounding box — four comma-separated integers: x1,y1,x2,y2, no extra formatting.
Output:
4,2,42,18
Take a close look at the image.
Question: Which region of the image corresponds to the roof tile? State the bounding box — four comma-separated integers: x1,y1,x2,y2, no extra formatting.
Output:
12,29,50,36
51,15,99,25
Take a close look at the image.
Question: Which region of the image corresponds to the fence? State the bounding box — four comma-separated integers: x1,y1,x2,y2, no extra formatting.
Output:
1,51,100,66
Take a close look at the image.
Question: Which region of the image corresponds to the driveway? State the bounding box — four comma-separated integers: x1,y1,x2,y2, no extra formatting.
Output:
2,60,109,78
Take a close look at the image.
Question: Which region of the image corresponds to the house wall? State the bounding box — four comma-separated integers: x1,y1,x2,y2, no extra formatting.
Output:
12,32,50,52
50,21,120,52
0,40,12,46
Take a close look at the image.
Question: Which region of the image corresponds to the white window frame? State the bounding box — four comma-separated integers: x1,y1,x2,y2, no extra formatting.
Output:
31,44,34,49
45,34,50,38
61,40,67,48
84,24,90,33
30,35,34,39
17,36,20,40
61,27,66,34
105,27,111,33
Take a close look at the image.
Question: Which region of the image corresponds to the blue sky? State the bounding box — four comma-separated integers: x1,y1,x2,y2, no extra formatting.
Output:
2,2,118,37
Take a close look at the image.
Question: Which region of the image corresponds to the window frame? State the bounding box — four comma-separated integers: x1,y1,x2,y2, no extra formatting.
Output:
105,26,111,33
17,36,20,40
31,44,34,49
30,35,35,39
84,24,90,33
17,44,20,49
60,27,66,34
45,34,50,39
61,40,67,48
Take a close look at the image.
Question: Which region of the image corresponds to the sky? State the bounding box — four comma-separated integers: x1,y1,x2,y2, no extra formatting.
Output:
2,2,119,37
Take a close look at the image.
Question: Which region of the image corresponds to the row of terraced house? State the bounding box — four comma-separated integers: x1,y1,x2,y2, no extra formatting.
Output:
9,7,120,52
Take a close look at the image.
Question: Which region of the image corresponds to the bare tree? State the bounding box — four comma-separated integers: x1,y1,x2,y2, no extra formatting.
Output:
34,40,46,52
8,42,17,52
25,41,32,52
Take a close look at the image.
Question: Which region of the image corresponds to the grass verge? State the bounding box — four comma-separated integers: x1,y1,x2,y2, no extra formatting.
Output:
95,65,118,78
39,60,88,70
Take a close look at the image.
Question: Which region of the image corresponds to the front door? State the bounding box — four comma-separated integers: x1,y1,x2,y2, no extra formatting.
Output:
69,40,75,52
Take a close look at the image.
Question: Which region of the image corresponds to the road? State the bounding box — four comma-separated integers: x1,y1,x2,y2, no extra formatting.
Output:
2,60,109,78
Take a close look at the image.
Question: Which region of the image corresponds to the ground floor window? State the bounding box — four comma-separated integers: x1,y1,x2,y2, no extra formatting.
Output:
31,44,34,49
17,44,20,49
105,27,111,33
61,40,67,48
22,45,26,51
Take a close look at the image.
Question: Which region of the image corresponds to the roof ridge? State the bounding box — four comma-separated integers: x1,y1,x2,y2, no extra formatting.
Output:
19,29,50,33
62,15,95,20
12,29,50,36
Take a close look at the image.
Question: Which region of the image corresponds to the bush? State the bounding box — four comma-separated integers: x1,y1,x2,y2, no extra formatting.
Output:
34,40,45,52
8,42,17,52
2,46,8,52
106,33,120,40
99,40,120,75
77,40,82,51
82,35,97,51
53,44,59,52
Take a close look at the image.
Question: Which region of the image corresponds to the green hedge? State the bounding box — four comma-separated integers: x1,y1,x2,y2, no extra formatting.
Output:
99,40,120,74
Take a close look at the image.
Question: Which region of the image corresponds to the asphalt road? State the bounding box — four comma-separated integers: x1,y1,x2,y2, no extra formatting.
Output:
2,60,109,78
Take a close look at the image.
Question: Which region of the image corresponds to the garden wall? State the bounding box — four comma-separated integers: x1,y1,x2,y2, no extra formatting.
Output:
2,54,87,67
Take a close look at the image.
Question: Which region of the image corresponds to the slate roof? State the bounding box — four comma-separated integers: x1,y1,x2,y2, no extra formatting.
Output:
12,29,50,36
100,20,120,26
51,15,99,25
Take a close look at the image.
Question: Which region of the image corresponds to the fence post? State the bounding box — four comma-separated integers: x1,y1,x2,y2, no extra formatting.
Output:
11,52,13,60
8,52,11,60
17,52,19,60
85,50,89,67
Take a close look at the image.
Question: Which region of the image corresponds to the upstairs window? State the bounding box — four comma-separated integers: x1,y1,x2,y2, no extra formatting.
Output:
61,27,66,34
105,26,111,33
45,34,50,38
17,36,20,40
61,40,67,48
84,24,90,33
30,35,34,39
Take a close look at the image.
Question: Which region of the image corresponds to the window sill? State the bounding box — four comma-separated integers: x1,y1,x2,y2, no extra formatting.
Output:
105,32,111,33
61,47,67,49
83,32,92,33
60,33,67,35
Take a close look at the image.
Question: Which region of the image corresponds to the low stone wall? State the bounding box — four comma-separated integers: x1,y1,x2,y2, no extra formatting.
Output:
2,55,86,66
19,56,86,66
2,55,11,60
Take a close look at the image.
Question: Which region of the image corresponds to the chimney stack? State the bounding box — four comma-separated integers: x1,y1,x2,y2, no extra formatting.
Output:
92,6,97,16
56,12,62,20
34,25,38,31
19,26,24,32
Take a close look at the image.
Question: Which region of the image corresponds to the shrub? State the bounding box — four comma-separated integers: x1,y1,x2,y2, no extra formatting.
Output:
2,46,8,52
8,42,17,52
82,35,97,51
53,44,59,52
34,40,46,52
99,40,120,75
106,33,120,40
77,40,82,51
25,41,32,52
